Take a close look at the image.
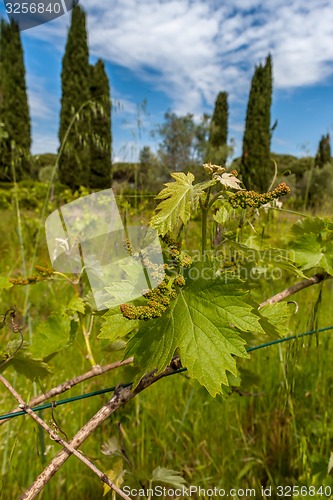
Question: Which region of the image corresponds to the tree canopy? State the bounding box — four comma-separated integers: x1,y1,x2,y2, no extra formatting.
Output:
315,133,331,168
0,19,31,181
89,60,112,189
241,54,273,192
205,91,229,166
58,5,91,189
156,111,210,174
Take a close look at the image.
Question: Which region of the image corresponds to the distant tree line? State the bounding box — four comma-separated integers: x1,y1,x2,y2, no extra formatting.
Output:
132,53,332,200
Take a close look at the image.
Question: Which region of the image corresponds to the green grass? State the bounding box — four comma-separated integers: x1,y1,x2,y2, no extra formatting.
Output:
1,195,333,500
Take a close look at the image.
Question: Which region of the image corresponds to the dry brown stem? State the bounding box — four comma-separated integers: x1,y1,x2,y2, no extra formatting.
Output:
0,358,133,425
259,272,331,308
0,374,132,500
20,358,182,499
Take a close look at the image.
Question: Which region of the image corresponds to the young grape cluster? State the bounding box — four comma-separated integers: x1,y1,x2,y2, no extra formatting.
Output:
9,265,54,285
120,236,192,321
120,279,177,320
229,182,290,209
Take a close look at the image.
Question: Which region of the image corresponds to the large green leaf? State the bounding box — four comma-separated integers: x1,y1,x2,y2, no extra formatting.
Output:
150,172,204,236
30,312,72,359
289,217,333,274
126,264,273,397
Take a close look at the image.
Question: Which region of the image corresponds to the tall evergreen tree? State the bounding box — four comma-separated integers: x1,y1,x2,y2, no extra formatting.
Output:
0,19,31,181
58,5,90,190
315,134,331,167
205,91,228,166
241,54,273,192
89,60,112,189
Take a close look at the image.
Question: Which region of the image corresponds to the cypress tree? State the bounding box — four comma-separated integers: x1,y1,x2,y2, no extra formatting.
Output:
0,22,3,111
89,59,112,189
0,19,31,181
315,134,331,167
138,146,164,192
206,91,228,166
59,5,90,190
241,54,273,192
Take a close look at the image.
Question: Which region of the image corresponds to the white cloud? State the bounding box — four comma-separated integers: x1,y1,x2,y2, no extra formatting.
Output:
85,0,333,112
85,0,222,113
24,0,333,113
112,97,137,117
25,74,59,154
23,0,333,156
28,87,55,120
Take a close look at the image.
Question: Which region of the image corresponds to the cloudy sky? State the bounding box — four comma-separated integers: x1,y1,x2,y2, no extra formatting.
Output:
1,0,333,162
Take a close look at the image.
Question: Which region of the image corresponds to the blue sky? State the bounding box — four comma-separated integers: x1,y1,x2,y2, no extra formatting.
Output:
1,0,333,162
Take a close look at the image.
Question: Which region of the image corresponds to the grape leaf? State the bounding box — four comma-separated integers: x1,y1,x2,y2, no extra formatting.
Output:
215,172,243,190
229,241,307,278
291,216,333,236
289,217,333,274
259,302,292,336
98,307,139,341
0,275,13,290
126,264,274,397
9,352,52,380
213,206,230,224
150,172,204,236
290,233,323,270
151,467,186,488
67,295,85,314
0,342,52,380
104,281,138,309
103,458,125,497
30,312,72,359
125,305,178,379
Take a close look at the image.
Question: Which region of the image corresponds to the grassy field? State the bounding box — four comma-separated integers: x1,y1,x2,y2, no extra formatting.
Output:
0,187,333,499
